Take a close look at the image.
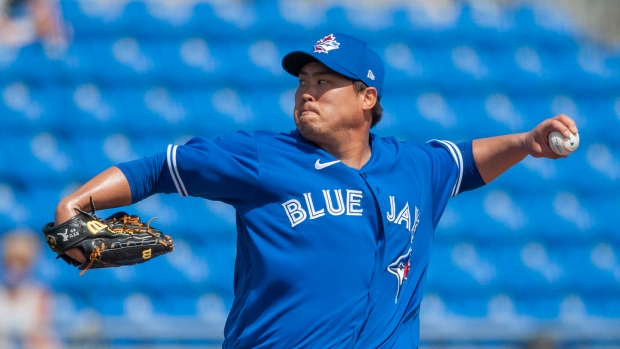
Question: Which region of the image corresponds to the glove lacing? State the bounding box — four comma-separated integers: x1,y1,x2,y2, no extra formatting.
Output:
76,197,167,275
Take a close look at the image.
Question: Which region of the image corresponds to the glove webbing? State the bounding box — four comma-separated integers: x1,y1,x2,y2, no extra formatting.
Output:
76,197,170,276
107,215,161,236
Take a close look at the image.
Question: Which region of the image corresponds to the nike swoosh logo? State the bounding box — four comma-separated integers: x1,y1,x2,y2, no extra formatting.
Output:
315,159,341,170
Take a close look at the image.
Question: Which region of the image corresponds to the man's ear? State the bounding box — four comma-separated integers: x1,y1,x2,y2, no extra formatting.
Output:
362,87,378,111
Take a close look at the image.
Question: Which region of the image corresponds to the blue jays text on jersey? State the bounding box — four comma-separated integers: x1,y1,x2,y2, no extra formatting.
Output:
117,130,483,349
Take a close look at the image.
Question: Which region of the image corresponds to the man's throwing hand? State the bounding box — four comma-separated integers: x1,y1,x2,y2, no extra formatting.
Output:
525,114,579,159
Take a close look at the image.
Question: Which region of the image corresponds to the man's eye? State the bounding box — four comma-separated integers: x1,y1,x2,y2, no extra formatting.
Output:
298,80,307,86
318,80,327,84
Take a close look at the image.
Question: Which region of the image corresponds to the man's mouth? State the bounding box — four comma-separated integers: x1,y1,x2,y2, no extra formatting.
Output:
299,106,318,116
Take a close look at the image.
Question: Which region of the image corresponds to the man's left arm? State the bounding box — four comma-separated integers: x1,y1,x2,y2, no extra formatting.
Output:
473,114,578,184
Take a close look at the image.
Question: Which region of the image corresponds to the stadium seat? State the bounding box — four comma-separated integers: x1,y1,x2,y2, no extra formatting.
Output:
0,81,75,134
2,131,80,186
427,241,501,296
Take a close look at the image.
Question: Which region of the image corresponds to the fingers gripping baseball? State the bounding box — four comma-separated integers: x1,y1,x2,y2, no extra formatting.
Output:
526,114,579,159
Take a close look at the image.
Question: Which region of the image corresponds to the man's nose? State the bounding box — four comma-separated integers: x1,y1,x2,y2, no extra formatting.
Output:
300,84,319,102
302,91,316,103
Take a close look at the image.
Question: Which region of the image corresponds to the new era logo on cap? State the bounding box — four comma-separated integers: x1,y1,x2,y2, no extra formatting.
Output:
282,33,385,99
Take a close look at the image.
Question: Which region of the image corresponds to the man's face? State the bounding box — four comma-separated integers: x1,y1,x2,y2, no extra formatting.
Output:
293,62,367,144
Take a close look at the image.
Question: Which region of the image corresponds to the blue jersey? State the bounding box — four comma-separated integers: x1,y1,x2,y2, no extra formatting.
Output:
118,130,481,348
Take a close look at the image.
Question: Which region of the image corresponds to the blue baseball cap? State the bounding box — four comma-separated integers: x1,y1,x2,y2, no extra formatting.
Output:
282,33,384,99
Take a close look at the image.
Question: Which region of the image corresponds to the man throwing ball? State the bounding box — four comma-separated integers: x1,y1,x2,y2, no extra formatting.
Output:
49,33,578,348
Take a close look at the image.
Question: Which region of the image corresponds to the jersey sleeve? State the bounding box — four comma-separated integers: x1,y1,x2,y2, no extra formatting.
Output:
427,140,463,199
163,131,260,205
425,139,484,227
116,131,260,206
116,152,167,204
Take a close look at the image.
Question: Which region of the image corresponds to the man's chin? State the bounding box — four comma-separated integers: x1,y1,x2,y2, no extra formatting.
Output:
296,123,324,143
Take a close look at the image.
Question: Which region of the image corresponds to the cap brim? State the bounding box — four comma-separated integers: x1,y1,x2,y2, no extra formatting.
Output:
282,51,358,81
282,51,319,77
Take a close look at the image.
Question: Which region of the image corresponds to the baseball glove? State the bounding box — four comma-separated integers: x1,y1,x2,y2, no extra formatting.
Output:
42,197,174,275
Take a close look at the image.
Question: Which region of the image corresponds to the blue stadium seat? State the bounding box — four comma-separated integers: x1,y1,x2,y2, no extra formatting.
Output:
253,2,326,40
554,148,618,195
184,2,259,39
242,89,296,132
168,197,238,239
440,188,542,242
60,0,125,39
147,38,223,87
0,141,10,181
2,131,80,185
438,294,490,318
0,81,74,134
561,242,620,294
427,241,501,296
494,242,569,293
111,85,200,135
113,1,174,40
79,37,158,85
583,294,620,318
0,43,65,83
489,160,558,195
512,295,560,319
65,83,130,133
379,91,468,142
157,294,199,316
575,95,620,143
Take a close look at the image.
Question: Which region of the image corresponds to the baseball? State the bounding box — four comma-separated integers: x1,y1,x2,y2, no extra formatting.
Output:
548,131,579,155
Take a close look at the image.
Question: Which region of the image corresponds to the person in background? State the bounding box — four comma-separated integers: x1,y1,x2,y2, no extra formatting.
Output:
0,0,68,53
0,228,60,349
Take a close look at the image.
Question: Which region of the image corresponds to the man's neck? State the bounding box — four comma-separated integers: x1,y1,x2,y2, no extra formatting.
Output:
317,133,372,170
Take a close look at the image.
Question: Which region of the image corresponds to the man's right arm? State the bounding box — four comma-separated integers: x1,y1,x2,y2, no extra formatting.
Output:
54,166,132,224
54,166,132,262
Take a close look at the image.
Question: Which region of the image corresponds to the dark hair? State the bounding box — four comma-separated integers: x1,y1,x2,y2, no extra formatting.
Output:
353,80,383,128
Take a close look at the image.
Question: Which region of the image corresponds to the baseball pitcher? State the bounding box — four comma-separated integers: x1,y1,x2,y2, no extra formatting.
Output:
44,33,579,348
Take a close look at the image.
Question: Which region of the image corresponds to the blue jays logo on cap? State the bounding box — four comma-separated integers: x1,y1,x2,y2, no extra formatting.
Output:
314,34,340,53
282,33,385,99
387,248,412,303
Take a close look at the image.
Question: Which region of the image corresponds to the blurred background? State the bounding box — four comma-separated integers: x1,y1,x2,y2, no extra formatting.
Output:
1,0,619,348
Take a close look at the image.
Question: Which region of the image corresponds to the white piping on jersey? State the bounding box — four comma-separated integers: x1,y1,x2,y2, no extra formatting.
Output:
167,144,189,197
430,140,463,197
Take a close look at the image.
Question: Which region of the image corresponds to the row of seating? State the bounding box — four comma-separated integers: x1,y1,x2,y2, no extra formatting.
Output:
0,174,617,238
47,279,619,320
3,80,620,144
3,38,617,95
0,178,616,235
36,239,619,297
58,0,582,47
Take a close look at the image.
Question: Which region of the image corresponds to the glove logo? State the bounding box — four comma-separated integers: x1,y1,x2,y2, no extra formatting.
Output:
46,235,57,249
57,227,80,242
142,249,152,259
57,231,69,241
87,220,109,234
